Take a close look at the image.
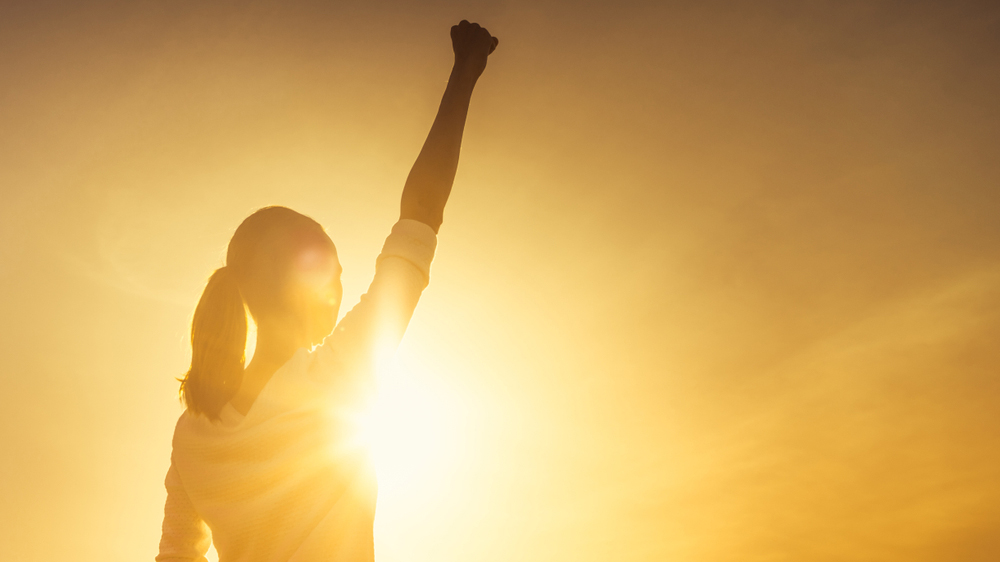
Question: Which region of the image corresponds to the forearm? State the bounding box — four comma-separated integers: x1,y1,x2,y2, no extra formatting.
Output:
399,67,478,233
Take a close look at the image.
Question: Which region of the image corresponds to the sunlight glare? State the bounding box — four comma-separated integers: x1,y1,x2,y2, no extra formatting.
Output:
358,349,465,495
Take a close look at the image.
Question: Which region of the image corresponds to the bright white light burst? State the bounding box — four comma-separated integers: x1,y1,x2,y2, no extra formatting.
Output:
357,349,465,496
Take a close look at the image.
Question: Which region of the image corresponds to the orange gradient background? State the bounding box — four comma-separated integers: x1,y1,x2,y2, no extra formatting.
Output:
1,1,999,561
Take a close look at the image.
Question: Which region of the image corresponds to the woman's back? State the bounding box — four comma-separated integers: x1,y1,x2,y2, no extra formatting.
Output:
168,350,375,562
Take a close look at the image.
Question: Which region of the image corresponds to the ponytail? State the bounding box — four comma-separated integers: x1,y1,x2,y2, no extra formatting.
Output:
180,266,248,420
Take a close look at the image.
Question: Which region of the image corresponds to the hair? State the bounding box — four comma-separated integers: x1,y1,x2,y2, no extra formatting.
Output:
179,206,333,420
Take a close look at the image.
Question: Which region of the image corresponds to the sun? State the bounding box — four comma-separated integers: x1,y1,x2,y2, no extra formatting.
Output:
355,348,465,493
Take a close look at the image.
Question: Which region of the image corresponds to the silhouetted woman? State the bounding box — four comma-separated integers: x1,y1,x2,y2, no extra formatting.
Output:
156,21,498,562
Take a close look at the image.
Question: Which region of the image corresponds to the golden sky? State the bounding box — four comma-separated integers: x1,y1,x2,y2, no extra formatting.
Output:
1,1,999,561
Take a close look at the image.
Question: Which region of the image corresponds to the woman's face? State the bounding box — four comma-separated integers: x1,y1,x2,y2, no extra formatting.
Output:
289,244,343,346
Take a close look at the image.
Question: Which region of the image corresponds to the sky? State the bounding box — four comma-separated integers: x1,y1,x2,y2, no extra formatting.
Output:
1,1,999,561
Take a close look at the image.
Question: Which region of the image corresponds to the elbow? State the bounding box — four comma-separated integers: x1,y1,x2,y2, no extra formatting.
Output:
399,201,443,233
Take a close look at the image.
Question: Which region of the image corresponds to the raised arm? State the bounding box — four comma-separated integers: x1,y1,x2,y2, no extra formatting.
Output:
317,22,497,391
399,20,499,233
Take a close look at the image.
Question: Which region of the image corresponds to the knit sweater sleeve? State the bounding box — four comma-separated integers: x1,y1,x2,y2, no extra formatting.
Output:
314,219,438,387
155,463,211,562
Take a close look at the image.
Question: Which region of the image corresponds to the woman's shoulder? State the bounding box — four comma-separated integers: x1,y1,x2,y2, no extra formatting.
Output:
172,408,217,441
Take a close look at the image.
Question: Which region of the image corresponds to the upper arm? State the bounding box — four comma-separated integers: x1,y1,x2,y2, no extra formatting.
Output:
316,220,438,386
335,255,430,353
156,464,211,562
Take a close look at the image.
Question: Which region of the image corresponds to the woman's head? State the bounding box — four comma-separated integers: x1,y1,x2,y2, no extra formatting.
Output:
180,206,342,419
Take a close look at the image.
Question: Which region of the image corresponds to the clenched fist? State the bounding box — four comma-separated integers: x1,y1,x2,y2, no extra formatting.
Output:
451,20,498,81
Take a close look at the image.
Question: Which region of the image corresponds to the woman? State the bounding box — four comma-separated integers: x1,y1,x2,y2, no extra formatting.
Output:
156,20,499,562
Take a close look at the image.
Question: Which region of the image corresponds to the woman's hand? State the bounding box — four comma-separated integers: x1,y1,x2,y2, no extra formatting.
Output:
451,20,498,83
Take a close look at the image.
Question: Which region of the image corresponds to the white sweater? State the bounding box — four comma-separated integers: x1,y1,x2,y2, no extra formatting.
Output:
157,220,438,562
